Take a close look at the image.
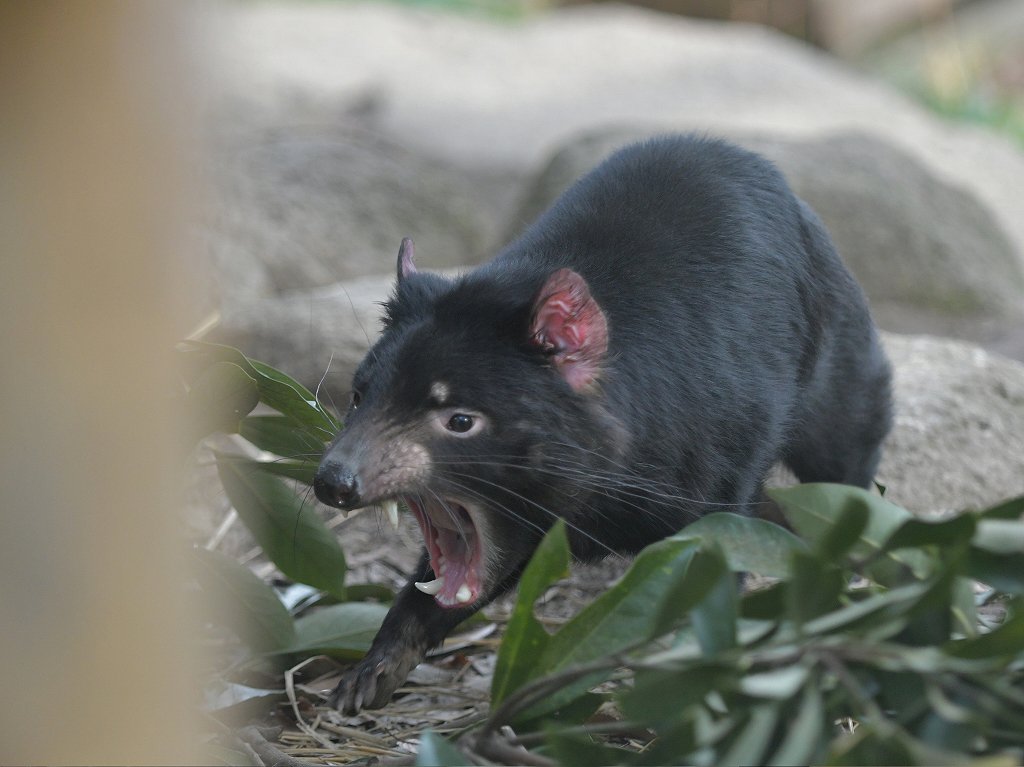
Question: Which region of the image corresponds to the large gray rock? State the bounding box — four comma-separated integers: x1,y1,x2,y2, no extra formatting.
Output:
202,127,513,305
213,271,1024,519
211,1,1024,277
510,129,1024,351
214,273,398,406
878,333,1024,517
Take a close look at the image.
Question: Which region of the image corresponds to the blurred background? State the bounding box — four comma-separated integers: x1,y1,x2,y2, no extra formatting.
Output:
2,0,1022,763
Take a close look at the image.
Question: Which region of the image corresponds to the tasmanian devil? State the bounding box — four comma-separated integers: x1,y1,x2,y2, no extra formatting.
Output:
313,134,892,713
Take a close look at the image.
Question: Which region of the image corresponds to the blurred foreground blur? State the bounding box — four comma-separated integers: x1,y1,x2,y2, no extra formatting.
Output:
0,3,200,763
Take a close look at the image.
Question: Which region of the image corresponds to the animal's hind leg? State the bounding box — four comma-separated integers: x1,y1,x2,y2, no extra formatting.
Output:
784,338,892,490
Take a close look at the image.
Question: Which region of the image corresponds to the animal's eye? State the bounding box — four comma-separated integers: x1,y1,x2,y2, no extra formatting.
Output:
349,390,362,410
446,413,475,433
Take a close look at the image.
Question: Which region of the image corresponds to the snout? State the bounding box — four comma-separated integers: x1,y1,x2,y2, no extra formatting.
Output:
313,459,361,510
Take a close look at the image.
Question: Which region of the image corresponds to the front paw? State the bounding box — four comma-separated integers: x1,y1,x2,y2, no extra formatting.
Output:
327,642,424,714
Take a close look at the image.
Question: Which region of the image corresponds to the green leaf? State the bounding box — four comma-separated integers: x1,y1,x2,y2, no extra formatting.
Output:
787,551,845,625
251,459,318,486
191,547,295,652
415,731,466,767
966,549,1024,594
281,602,389,659
515,540,723,723
185,361,260,440
738,664,810,700
491,520,570,705
972,518,1024,555
719,704,779,766
950,577,979,638
178,340,339,437
801,581,931,637
216,454,347,599
768,682,824,766
741,582,787,621
679,512,807,578
239,415,326,462
884,514,977,551
690,557,738,655
769,484,932,584
946,607,1024,659
816,497,870,561
977,495,1024,520
621,664,731,726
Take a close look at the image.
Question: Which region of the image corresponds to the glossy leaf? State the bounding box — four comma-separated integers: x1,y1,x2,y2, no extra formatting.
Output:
217,454,347,599
690,556,738,655
679,511,806,578
515,540,722,722
719,704,779,766
178,340,339,437
191,547,295,652
769,484,931,584
185,361,260,440
239,415,326,462
815,498,869,561
768,682,824,766
977,495,1024,520
972,518,1024,555
884,514,977,551
787,551,845,625
491,520,570,705
282,602,389,659
966,549,1024,594
621,664,730,726
252,459,317,486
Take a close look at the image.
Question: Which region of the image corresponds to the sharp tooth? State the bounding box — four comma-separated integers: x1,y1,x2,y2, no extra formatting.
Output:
414,577,445,595
383,500,399,530
455,583,472,604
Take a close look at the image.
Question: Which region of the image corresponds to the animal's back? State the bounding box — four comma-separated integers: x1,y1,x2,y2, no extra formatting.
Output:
478,136,890,555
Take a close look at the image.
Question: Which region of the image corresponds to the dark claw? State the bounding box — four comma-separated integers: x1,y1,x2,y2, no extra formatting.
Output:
327,644,425,714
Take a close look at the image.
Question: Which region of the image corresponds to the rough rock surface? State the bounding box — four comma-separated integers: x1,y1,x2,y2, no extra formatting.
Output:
203,127,510,306
210,1,1024,276
509,128,1024,350
877,333,1024,518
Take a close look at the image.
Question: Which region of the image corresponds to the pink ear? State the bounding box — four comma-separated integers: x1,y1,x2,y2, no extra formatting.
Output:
530,269,609,392
397,238,417,282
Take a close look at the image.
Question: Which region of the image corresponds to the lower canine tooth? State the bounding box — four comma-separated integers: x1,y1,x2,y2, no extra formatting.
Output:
414,577,445,595
455,584,472,604
383,500,399,530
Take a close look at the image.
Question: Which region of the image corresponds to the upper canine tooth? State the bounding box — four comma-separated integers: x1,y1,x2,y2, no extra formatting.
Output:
383,500,399,530
455,584,472,604
415,577,445,595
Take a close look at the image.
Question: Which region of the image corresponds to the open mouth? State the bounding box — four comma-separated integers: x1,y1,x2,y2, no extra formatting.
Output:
402,496,484,609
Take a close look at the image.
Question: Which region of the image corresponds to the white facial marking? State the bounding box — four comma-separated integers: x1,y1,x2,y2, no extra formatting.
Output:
430,381,450,405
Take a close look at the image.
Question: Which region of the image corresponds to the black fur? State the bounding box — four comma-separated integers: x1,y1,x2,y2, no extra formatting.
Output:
315,134,892,712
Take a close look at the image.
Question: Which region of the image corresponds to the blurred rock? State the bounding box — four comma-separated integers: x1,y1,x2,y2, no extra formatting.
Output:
202,126,511,305
877,332,1024,517
812,0,966,58
210,0,1024,283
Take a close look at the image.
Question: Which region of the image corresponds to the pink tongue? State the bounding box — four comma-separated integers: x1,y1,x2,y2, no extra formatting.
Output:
435,527,475,606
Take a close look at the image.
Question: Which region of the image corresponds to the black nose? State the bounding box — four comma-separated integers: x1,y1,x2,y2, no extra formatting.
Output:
313,461,361,509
